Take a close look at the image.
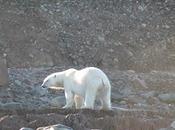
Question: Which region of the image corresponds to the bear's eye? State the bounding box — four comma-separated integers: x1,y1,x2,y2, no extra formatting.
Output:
54,75,56,78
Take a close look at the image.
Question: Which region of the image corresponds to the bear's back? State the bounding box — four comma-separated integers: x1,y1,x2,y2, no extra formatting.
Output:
78,67,107,80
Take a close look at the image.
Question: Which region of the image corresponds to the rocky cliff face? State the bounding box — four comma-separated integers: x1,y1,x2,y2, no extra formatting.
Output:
0,0,174,72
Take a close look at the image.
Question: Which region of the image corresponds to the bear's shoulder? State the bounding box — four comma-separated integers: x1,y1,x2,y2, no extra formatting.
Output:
65,68,77,76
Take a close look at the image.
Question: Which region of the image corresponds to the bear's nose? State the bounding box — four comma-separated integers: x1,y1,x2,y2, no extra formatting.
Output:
41,85,47,89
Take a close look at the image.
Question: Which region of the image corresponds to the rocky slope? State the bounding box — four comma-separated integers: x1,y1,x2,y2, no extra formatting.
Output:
1,67,175,129
0,0,174,72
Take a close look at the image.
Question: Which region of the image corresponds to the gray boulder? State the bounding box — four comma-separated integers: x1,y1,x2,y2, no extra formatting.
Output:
19,127,34,130
36,124,73,130
158,93,175,103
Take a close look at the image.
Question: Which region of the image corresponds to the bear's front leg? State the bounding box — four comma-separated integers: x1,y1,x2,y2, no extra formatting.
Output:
62,91,74,109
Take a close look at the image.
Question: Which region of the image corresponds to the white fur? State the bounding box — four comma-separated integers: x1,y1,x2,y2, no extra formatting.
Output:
41,67,111,110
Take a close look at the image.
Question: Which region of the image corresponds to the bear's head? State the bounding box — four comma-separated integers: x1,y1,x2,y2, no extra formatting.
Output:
41,73,58,89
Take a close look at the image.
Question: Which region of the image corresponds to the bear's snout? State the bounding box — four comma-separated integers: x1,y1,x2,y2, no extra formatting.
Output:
41,85,47,89
39,85,49,96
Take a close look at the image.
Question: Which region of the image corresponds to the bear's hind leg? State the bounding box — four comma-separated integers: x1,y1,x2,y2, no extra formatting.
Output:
74,95,84,109
101,87,111,110
82,88,97,109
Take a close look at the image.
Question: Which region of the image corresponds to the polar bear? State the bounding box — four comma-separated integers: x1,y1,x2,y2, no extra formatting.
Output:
41,67,111,110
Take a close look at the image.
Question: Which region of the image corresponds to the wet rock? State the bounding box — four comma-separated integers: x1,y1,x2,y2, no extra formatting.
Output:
36,124,73,130
158,93,175,103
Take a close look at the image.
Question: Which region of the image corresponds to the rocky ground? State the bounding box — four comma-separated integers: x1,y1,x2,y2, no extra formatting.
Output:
1,67,175,130
0,0,175,130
